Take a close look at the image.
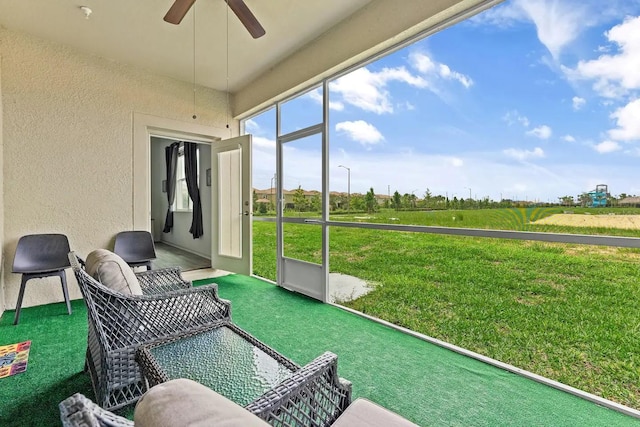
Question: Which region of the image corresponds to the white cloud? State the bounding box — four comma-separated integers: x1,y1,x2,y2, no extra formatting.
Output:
438,64,474,88
409,52,473,88
566,16,640,98
451,157,464,167
252,135,275,150
472,1,634,60
502,110,530,127
526,125,552,139
608,99,640,141
594,140,622,153
335,120,384,146
563,135,576,142
308,89,344,111
329,67,426,114
245,118,260,133
469,1,526,27
410,52,436,73
517,0,588,59
327,53,472,115
503,147,545,160
572,96,586,110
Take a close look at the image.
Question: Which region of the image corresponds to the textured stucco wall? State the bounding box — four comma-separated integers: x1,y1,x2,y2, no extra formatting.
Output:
151,137,212,259
0,27,232,309
0,50,5,318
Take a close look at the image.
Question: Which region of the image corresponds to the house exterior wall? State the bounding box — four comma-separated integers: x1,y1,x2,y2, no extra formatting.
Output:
0,50,4,318
0,27,230,310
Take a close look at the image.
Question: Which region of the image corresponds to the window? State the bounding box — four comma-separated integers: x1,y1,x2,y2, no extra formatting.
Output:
174,146,199,212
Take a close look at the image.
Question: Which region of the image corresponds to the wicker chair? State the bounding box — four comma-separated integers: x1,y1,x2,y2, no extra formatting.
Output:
68,253,232,411
60,352,352,427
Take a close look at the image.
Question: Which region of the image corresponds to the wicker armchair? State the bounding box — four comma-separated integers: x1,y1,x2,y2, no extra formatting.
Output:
60,352,352,427
246,351,352,427
69,253,232,411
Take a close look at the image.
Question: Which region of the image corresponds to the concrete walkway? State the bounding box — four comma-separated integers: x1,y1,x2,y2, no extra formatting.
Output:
184,269,372,303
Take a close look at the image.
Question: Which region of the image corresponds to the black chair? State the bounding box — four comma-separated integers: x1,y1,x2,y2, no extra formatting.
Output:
113,231,156,271
13,233,72,325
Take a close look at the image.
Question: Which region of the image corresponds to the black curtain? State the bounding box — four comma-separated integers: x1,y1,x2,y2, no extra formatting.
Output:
184,142,204,238
163,142,180,233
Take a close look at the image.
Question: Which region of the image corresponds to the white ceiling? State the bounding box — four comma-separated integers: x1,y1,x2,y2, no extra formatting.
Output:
0,0,371,92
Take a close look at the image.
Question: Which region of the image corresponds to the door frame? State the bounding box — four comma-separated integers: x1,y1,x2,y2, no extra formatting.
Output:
133,113,228,231
274,81,330,302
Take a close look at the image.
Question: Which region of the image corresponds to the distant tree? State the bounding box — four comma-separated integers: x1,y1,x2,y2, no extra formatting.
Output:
253,190,258,212
365,188,376,213
351,194,365,211
393,191,402,211
310,194,321,212
423,188,432,209
329,193,339,211
558,195,575,207
258,202,267,214
578,193,591,207
293,186,307,212
401,193,411,209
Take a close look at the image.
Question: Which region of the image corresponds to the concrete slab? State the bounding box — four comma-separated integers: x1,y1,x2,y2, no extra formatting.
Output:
328,273,372,304
184,269,373,304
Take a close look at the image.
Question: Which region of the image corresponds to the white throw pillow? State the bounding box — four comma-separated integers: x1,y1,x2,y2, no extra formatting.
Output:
85,249,143,295
134,378,271,427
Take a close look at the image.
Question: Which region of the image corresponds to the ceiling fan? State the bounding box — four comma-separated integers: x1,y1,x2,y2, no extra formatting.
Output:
164,0,266,39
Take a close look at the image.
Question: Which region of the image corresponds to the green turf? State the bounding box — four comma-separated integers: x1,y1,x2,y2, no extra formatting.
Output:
0,300,92,427
253,221,640,408
0,277,638,426
202,274,639,426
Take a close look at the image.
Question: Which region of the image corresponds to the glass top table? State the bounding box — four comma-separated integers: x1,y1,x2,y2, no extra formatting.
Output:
137,321,300,406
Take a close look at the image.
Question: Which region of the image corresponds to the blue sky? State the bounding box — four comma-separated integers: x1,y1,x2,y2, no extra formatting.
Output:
247,0,640,203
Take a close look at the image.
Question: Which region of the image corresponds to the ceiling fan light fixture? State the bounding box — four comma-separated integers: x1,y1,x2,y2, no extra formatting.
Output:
164,0,265,39
164,0,196,24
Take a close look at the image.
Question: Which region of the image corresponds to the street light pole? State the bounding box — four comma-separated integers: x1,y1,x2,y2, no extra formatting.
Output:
338,165,350,210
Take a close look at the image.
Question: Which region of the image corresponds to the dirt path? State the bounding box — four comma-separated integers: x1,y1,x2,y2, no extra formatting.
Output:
533,214,640,230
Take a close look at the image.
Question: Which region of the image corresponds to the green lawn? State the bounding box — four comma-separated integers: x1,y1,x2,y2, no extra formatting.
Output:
252,207,640,410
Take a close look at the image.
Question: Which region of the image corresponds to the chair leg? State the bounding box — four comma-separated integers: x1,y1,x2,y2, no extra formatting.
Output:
59,270,72,315
13,275,29,325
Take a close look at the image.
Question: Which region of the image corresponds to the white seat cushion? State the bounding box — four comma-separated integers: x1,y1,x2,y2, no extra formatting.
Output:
134,378,270,427
85,249,142,295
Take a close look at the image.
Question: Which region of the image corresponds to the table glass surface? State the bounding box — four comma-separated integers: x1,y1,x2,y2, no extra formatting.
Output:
149,326,295,406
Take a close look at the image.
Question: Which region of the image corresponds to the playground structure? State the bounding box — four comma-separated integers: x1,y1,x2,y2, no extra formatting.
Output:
588,184,608,208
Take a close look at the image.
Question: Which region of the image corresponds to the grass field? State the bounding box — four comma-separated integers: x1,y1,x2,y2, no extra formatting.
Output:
252,207,640,410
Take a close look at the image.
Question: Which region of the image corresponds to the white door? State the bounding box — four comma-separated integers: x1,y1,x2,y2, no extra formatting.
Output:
211,135,252,275
277,128,328,302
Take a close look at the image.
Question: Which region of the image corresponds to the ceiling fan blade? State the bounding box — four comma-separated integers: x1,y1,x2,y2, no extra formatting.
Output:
164,0,197,25
226,0,266,39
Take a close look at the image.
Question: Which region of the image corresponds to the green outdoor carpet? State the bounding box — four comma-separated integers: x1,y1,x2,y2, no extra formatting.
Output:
0,300,92,427
202,274,639,427
0,275,637,426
